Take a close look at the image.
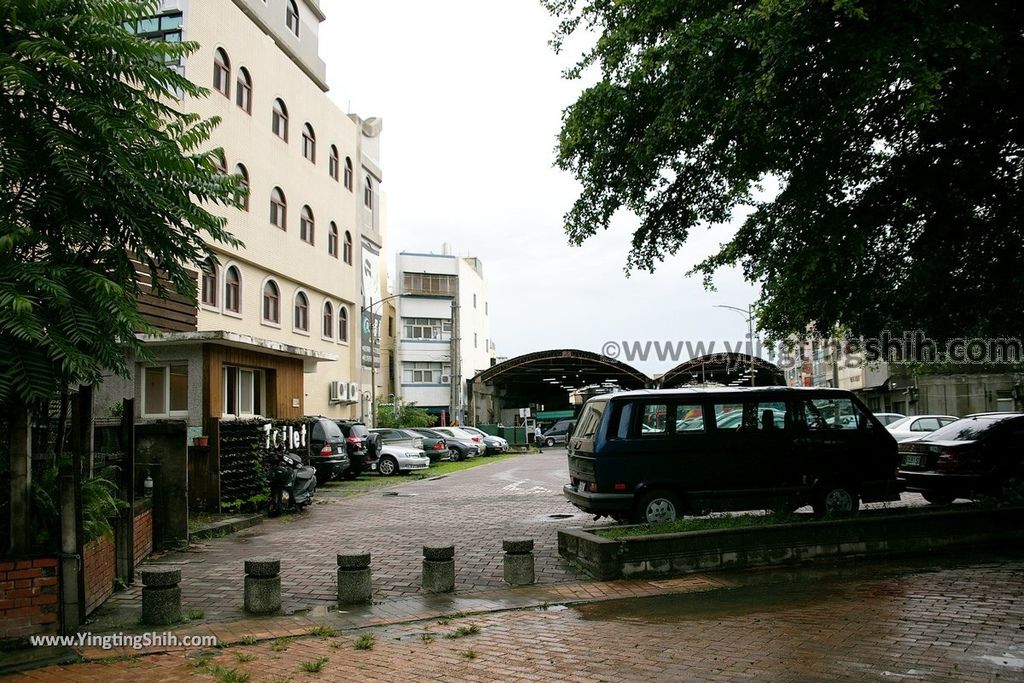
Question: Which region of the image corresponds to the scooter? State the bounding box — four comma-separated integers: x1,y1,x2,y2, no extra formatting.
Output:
268,448,317,515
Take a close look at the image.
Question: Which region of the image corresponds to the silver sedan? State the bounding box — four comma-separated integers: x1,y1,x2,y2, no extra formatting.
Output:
377,444,430,476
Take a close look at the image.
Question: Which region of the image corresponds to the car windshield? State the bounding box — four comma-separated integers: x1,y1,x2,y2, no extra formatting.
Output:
320,420,344,441
443,428,475,439
921,416,1005,442
348,424,369,437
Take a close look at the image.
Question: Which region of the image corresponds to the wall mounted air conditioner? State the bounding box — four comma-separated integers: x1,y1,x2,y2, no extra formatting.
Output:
328,381,343,404
440,375,451,384
348,383,360,403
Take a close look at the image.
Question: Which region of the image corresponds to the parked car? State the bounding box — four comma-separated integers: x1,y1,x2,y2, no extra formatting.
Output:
897,413,1024,505
306,416,351,485
431,427,483,460
335,420,377,478
377,444,431,476
563,387,901,523
885,415,959,443
873,412,907,426
369,428,424,450
459,426,510,454
540,419,577,447
404,428,452,462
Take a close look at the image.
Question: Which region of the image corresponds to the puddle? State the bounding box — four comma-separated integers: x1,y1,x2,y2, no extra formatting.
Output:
978,653,1024,669
548,513,574,519
382,492,418,497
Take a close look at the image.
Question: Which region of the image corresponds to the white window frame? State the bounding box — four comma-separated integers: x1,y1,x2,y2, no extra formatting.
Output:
221,366,265,418
141,364,189,418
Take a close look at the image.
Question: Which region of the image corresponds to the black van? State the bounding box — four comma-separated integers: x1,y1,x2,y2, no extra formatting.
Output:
563,387,900,523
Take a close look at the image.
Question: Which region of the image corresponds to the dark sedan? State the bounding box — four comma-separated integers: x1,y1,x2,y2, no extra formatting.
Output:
898,413,1024,504
404,428,452,462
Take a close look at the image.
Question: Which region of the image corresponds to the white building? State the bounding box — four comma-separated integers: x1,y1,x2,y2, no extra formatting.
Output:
395,246,496,423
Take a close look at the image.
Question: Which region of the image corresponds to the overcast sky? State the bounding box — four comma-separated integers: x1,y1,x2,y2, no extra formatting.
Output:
319,1,762,376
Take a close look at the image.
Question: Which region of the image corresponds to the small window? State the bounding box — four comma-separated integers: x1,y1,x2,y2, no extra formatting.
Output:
328,222,338,257
200,257,217,307
224,266,241,313
213,48,230,98
343,230,353,264
302,123,316,163
640,403,669,435
338,306,348,342
912,417,941,432
223,366,263,417
234,163,249,211
293,291,308,331
235,67,252,114
300,205,314,244
713,403,745,431
328,145,339,180
286,0,299,37
270,187,287,229
802,398,864,431
755,402,787,431
142,364,188,418
343,157,353,190
272,98,288,141
675,405,706,433
322,301,334,338
262,280,280,323
364,175,374,209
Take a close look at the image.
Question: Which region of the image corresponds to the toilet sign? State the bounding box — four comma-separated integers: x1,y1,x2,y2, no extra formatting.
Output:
263,422,307,449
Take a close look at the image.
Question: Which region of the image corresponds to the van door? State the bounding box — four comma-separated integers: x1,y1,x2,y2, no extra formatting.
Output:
705,399,792,509
795,396,873,485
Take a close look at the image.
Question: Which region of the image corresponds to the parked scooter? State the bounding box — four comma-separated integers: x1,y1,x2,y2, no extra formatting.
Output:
267,447,316,515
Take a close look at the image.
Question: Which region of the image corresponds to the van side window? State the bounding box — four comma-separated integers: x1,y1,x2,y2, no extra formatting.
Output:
802,398,864,430
755,402,788,431
712,403,745,430
675,404,705,432
575,402,606,439
639,403,669,435
614,403,634,439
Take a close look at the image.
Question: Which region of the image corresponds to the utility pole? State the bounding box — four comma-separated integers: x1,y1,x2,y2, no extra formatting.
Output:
450,292,461,425
715,303,757,386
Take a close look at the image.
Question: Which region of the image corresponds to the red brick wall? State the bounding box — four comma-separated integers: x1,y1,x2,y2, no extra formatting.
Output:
133,508,153,566
0,557,59,641
83,534,115,615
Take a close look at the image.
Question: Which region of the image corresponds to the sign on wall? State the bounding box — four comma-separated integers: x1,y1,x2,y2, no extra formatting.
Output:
361,239,381,369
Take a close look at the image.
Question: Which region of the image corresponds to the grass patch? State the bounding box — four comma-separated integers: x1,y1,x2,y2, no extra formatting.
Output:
270,637,292,652
354,634,375,650
300,656,329,673
187,652,216,671
208,665,250,683
597,511,802,538
420,633,435,644
445,624,480,640
234,652,257,663
460,650,478,660
96,654,140,664
309,625,338,639
320,455,519,495
238,635,257,646
185,608,206,621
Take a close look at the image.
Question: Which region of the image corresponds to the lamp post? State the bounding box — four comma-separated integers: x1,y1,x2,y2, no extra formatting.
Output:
362,293,405,427
715,304,756,386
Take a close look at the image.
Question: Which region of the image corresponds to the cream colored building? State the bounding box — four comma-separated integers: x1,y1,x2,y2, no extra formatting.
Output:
96,0,389,431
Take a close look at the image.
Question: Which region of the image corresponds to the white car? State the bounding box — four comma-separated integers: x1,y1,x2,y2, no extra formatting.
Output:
377,444,430,476
886,414,959,442
873,412,907,426
459,426,510,453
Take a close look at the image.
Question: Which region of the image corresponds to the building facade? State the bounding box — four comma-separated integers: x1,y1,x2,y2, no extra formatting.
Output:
395,246,496,424
96,0,388,433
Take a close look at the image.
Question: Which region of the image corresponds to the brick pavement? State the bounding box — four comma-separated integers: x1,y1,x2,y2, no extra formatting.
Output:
6,554,1023,681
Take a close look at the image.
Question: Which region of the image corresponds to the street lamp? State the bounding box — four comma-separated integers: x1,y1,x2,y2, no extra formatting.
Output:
362,293,405,427
715,303,756,386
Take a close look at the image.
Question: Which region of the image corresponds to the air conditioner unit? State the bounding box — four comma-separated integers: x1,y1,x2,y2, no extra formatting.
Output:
440,375,451,384
328,381,342,404
348,383,360,403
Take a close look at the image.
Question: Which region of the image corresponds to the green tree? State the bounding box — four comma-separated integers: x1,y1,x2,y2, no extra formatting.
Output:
544,0,1024,340
375,402,437,429
0,0,242,411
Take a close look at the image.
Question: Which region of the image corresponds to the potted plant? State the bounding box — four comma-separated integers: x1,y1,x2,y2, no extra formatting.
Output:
193,435,209,448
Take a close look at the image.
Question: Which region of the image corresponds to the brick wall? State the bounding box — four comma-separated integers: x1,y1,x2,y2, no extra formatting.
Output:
0,557,59,641
83,534,115,615
133,508,153,566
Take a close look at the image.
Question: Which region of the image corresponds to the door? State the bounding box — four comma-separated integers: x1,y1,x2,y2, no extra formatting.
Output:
795,396,874,484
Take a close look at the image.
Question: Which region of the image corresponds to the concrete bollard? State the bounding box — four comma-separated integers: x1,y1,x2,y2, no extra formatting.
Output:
502,538,536,586
244,557,281,615
422,543,455,593
141,567,182,625
337,551,372,605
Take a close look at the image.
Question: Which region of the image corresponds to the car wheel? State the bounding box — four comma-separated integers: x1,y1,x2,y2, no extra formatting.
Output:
813,484,859,517
921,491,955,505
378,456,398,476
545,437,555,447
453,447,465,462
633,491,681,524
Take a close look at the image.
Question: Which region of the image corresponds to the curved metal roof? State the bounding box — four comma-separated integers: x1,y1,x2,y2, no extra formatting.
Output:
473,348,650,389
659,352,786,388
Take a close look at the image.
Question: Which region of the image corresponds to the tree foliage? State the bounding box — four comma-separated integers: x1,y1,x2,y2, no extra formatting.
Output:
0,0,243,410
544,0,1024,340
375,402,437,429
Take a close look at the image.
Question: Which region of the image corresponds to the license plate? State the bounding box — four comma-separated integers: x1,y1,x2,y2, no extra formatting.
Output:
370,463,377,470
577,480,588,493
902,454,924,467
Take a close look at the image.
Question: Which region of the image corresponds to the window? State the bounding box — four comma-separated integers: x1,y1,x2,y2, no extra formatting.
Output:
234,163,249,211
200,257,217,307
223,366,263,417
388,316,394,336
302,123,316,163
322,301,333,339
485,301,488,315
127,12,183,71
213,48,230,97
270,187,286,229
402,318,451,340
713,403,746,431
262,280,280,323
286,0,299,37
142,364,188,418
364,175,374,209
402,272,458,296
755,402,788,431
911,418,941,432
343,157,353,190
293,291,309,331
675,405,706,433
213,150,227,175
224,266,241,313
272,98,288,141
235,67,252,113
343,230,352,264
802,398,864,431
402,362,449,384
300,205,314,244
328,145,339,180
640,403,669,435
328,222,338,257
338,306,348,342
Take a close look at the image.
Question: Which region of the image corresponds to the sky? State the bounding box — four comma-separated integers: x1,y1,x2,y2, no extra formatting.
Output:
318,1,763,376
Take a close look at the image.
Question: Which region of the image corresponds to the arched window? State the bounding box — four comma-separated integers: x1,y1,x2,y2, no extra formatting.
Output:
200,256,217,307
328,145,339,180
262,280,280,323
286,0,300,37
270,187,287,229
343,230,353,265
322,301,333,339
213,48,230,97
300,205,314,244
328,222,338,258
272,98,288,141
213,150,227,175
293,291,309,331
343,157,353,190
234,163,249,211
338,306,348,343
235,67,252,114
225,266,241,313
302,123,316,163
364,176,374,209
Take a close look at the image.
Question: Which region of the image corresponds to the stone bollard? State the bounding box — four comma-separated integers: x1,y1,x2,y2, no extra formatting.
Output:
422,543,455,593
337,551,372,605
141,567,182,625
502,538,536,586
244,557,281,615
